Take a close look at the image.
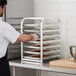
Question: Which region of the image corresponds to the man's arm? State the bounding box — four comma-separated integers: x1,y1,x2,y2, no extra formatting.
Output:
17,34,39,42
1,22,39,43
17,34,33,42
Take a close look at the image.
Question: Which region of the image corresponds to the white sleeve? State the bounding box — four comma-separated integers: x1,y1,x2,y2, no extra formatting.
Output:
1,22,20,43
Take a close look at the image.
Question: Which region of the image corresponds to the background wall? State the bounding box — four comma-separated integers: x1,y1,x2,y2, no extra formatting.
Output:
6,0,33,18
33,0,76,58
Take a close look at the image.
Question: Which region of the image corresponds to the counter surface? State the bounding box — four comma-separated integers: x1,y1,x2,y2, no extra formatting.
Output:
9,60,76,75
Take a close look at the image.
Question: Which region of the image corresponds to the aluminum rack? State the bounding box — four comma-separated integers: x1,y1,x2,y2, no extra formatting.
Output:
21,17,61,65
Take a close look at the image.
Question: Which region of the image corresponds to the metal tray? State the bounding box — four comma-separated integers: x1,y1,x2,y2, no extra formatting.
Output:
24,24,60,30
23,45,60,50
23,54,60,60
24,50,60,55
28,40,60,44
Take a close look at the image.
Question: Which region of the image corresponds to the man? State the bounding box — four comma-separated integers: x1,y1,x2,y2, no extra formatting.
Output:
0,0,39,76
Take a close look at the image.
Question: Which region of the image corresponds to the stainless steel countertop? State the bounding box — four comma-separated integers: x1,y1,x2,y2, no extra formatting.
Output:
9,60,76,75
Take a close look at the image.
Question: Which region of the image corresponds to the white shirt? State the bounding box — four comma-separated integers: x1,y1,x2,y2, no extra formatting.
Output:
0,17,20,58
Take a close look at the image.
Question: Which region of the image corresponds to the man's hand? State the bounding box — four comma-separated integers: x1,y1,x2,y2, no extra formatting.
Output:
30,34,39,41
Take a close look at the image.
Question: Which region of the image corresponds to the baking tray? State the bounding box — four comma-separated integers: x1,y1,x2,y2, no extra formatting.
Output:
24,24,59,27
43,45,60,50
24,50,60,55
13,25,20,30
24,24,60,30
9,42,20,45
43,31,60,35
24,30,39,33
9,45,20,48
28,41,40,44
24,45,40,50
43,35,60,40
43,30,60,33
23,29,60,35
28,40,60,44
43,40,60,44
23,45,60,50
24,24,40,27
6,18,22,25
23,54,60,60
13,25,27,30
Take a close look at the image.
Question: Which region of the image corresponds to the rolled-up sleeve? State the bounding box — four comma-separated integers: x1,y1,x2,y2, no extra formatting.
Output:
1,22,20,43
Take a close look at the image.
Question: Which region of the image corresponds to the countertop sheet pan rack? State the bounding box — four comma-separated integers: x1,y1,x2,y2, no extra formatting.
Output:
21,17,61,65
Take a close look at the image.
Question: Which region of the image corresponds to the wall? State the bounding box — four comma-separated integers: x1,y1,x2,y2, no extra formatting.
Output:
33,0,76,58
6,0,33,18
